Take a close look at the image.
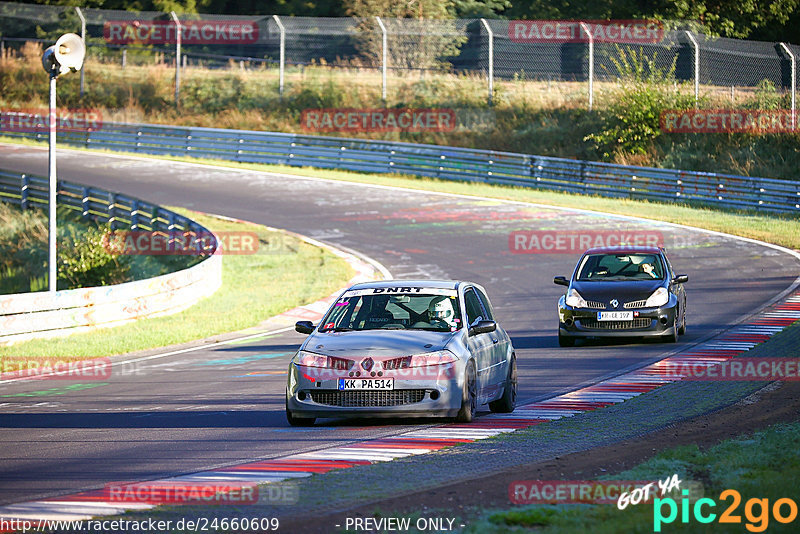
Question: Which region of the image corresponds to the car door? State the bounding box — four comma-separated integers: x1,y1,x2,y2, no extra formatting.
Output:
463,287,495,403
663,251,686,319
475,286,508,394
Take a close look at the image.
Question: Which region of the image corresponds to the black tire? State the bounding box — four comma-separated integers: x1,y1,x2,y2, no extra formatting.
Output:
456,362,477,423
286,404,315,427
558,332,576,347
666,318,679,343
489,355,517,413
678,306,686,335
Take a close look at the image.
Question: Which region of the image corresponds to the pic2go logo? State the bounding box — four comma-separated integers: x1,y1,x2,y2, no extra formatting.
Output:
653,489,798,532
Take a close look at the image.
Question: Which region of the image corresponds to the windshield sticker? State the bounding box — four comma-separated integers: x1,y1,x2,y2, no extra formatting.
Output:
343,287,458,297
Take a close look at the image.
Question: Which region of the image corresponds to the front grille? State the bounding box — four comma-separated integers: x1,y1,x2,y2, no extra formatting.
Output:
624,299,647,309
309,389,426,407
579,318,652,330
586,300,606,309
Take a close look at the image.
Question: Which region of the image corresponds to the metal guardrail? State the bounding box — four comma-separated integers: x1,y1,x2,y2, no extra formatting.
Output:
2,119,799,213
0,169,216,240
0,168,221,343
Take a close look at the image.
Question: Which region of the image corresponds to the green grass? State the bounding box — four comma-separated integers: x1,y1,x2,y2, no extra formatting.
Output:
4,136,797,251
0,209,354,362
468,420,800,533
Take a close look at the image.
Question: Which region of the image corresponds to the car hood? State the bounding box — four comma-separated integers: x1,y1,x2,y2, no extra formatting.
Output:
303,329,454,357
571,279,664,303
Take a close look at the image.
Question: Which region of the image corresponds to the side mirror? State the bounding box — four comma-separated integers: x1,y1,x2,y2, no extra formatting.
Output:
553,276,569,287
672,274,688,284
295,321,315,334
469,320,497,336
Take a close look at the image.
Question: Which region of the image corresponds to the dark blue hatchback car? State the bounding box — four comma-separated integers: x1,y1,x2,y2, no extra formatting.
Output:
554,246,688,346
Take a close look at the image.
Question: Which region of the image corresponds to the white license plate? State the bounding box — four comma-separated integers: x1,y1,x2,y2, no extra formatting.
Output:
338,378,394,390
598,311,633,321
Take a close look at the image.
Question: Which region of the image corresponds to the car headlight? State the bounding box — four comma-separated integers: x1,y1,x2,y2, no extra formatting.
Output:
292,350,353,370
565,288,588,308
645,287,669,307
409,350,457,367
383,350,458,369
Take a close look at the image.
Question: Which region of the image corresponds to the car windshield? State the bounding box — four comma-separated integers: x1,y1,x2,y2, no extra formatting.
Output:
319,289,463,332
576,253,665,281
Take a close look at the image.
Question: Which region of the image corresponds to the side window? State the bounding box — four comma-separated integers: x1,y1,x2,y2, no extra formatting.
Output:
464,289,486,327
474,288,495,321
662,252,674,278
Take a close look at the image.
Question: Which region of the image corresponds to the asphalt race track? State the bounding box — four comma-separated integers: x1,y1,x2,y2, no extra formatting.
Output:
1,143,798,507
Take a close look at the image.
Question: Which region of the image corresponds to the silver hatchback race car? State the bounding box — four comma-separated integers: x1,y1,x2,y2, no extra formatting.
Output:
286,280,517,425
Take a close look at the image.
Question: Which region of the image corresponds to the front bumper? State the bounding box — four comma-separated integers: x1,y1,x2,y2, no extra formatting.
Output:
286,362,464,419
558,298,678,339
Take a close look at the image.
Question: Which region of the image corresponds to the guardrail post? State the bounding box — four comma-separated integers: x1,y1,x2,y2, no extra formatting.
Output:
579,22,593,111
167,212,177,250
75,7,86,97
130,200,139,229
170,11,181,107
685,31,700,105
376,16,387,103
273,15,285,98
20,174,29,210
779,43,796,130
81,187,90,217
107,192,116,229
122,48,127,69
480,19,494,106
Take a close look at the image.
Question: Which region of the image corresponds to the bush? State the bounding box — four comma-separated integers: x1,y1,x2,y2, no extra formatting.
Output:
57,224,131,289
743,79,786,110
585,48,696,160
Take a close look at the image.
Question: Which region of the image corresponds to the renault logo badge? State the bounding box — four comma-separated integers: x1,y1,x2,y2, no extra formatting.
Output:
610,299,619,308
361,357,374,371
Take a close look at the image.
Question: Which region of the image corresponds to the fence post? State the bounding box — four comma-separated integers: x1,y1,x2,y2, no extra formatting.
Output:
75,7,86,97
685,31,699,105
480,18,494,106
579,22,593,111
170,11,181,107
779,43,796,130
375,16,387,102
272,15,285,98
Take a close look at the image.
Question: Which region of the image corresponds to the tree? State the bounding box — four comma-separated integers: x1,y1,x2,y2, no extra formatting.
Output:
504,0,800,40
344,0,465,70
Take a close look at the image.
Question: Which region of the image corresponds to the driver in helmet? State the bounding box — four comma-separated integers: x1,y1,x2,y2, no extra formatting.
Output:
428,296,456,328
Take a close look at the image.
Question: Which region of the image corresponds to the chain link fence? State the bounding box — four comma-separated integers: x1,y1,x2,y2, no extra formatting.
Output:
0,1,797,119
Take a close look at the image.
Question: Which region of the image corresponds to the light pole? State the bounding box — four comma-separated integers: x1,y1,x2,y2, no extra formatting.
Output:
41,33,85,293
